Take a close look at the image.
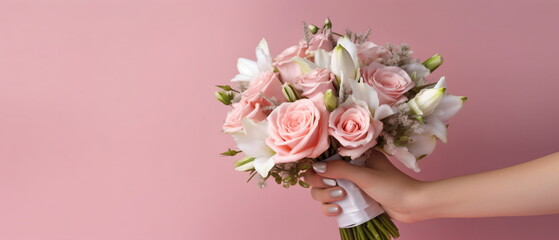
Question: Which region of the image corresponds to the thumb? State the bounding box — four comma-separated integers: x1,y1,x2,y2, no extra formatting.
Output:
312,160,377,189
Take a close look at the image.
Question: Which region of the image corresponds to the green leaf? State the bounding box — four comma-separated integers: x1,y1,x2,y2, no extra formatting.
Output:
282,176,292,183
298,180,310,188
298,161,312,171
290,177,297,186
269,172,282,184
220,149,242,156
216,85,233,91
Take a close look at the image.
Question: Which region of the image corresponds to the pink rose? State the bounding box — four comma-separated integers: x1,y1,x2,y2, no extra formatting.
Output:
273,41,308,84
356,41,389,66
329,103,383,159
361,62,415,105
266,98,330,163
222,102,266,133
308,34,333,52
295,68,335,99
242,72,286,108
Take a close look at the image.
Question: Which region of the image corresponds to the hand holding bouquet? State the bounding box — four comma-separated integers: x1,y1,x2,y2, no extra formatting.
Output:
216,18,466,240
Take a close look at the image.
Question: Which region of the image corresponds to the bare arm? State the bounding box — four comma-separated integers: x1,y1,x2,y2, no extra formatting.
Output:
305,151,559,223
417,152,559,220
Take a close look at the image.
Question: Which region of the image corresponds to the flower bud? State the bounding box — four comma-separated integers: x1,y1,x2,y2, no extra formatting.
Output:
234,157,255,172
408,87,446,117
324,89,338,112
307,24,319,34
215,91,233,105
323,18,332,29
422,54,443,72
281,83,301,102
331,44,357,81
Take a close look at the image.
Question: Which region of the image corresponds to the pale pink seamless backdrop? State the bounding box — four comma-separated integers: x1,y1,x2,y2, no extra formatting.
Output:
1,0,558,239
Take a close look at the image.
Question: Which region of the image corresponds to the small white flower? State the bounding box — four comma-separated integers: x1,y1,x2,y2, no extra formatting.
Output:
402,61,430,86
348,80,394,120
231,119,276,177
408,85,446,116
387,77,466,171
231,39,273,83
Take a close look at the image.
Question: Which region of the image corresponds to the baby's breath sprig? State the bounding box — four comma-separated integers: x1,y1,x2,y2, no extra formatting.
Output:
383,44,413,67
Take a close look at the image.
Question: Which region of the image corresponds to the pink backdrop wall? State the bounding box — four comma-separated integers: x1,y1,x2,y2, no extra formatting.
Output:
1,0,558,239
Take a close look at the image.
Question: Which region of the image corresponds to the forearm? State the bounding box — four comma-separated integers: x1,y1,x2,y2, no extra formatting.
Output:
414,152,559,220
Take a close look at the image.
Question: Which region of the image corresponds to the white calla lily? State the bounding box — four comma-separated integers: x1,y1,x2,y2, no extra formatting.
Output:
408,87,446,116
231,39,273,83
231,119,276,177
331,44,357,82
336,37,359,69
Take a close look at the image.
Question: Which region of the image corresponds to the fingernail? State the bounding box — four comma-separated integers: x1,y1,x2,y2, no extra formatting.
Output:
330,189,343,198
322,178,337,187
313,162,327,173
327,206,339,213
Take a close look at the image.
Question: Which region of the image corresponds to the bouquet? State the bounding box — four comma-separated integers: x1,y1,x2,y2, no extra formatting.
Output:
216,18,466,240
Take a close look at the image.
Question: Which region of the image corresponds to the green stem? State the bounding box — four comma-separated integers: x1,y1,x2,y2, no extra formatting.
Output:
356,226,366,240
379,214,399,237
366,221,381,239
372,218,391,240
362,225,375,239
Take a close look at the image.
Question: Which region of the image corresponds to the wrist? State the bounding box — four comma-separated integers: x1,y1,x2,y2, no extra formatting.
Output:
405,180,438,222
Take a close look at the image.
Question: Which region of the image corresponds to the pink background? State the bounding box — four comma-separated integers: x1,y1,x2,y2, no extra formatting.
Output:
1,0,558,239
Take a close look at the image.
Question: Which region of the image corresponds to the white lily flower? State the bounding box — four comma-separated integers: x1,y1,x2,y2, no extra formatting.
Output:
422,95,466,143
231,39,274,83
386,133,437,173
433,94,467,121
389,146,421,172
349,80,394,120
331,44,357,82
434,76,447,88
415,77,466,143
336,37,359,69
408,86,446,117
231,119,276,177
406,134,438,159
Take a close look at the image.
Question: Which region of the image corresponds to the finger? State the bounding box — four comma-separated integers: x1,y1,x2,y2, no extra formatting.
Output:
312,160,378,189
310,186,346,203
322,203,342,217
303,169,338,188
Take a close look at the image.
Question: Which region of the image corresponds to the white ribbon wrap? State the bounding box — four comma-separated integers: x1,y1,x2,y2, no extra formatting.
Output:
326,154,385,228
